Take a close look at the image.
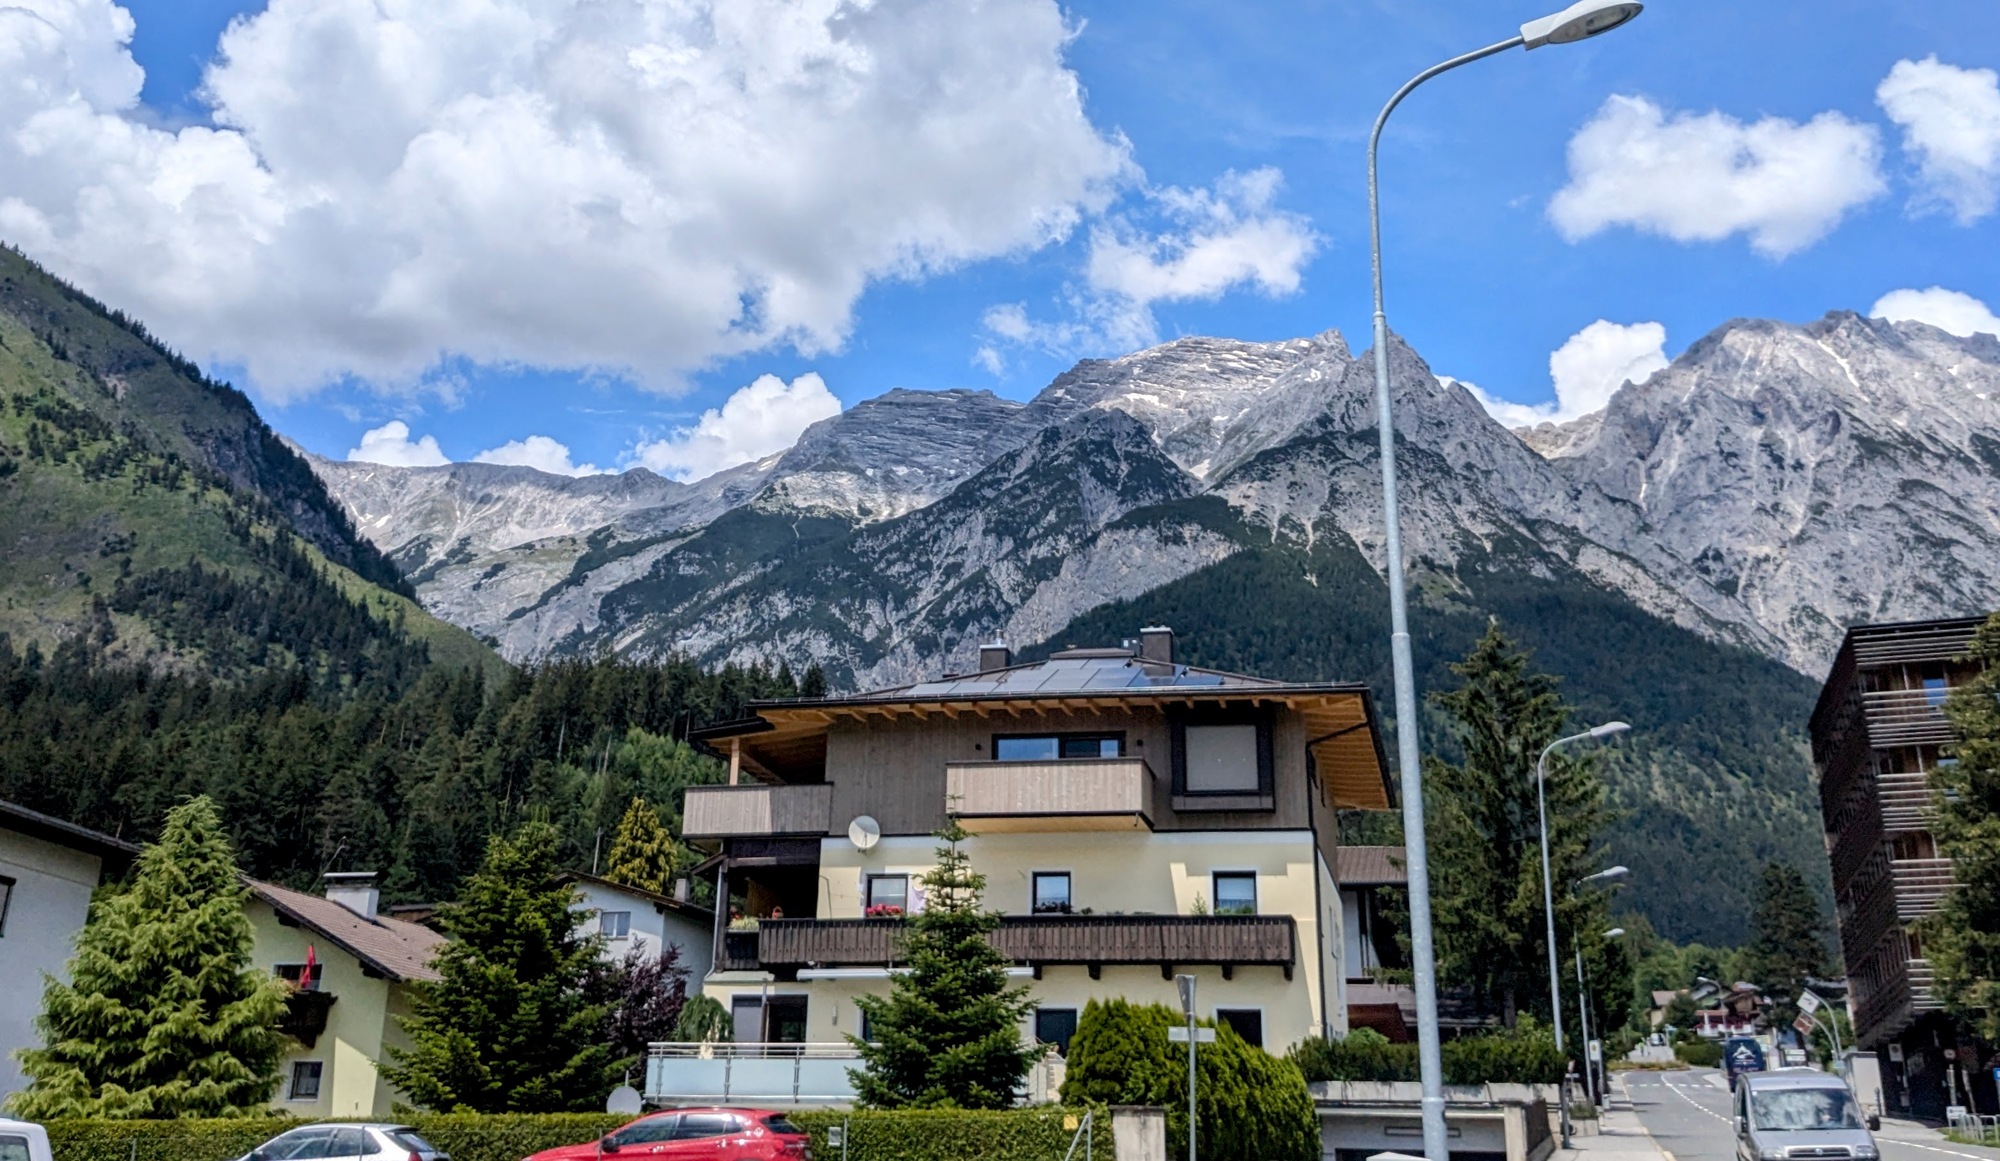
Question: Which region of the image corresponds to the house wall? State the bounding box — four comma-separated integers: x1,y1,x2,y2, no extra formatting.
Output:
570,880,715,995
0,828,104,1103
246,900,404,1118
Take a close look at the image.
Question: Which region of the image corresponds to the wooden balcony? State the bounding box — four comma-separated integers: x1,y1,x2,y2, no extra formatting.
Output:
684,783,832,840
1861,689,1957,747
1891,858,1955,920
943,758,1157,832
747,914,1295,978
279,989,337,1049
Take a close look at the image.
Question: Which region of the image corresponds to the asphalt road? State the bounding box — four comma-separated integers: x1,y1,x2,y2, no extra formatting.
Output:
1620,1069,2000,1161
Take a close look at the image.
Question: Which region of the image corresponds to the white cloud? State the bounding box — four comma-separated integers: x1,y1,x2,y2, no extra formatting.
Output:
631,372,841,481
1877,57,2000,225
347,420,448,467
0,0,1130,399
472,435,604,476
1870,287,2000,339
1549,95,1885,258
1463,320,1670,428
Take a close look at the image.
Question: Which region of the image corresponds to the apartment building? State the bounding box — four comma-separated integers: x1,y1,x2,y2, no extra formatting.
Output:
676,627,1392,1084
1810,615,1993,1120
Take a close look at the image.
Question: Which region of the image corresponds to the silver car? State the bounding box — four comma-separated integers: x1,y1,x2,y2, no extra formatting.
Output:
236,1125,449,1161
1733,1071,1882,1161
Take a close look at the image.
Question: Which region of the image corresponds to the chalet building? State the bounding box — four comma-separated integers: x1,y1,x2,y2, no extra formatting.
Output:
1811,615,1994,1120
678,627,1393,1080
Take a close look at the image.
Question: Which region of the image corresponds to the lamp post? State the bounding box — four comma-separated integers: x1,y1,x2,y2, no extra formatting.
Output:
1575,924,1626,1106
1531,722,1628,1146
1364,7,1643,1157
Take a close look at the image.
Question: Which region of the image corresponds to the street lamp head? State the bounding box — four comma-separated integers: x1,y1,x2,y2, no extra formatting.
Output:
1588,721,1632,739
1521,1,1643,50
1577,865,1630,887
1604,927,1626,939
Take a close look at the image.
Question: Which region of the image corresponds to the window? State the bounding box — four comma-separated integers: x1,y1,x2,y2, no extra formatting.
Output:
274,962,323,991
676,1114,743,1140
1750,1088,1860,1131
265,1131,336,1161
1215,1008,1264,1049
1891,832,1938,861
2,1135,33,1161
608,1117,680,1148
1212,872,1257,915
287,1061,323,1102
765,995,809,1044
761,1115,802,1136
327,1130,367,1157
387,1132,439,1157
599,910,632,938
1185,724,1259,792
1032,872,1072,914
0,875,13,937
866,874,909,916
1035,1007,1080,1054
993,733,1122,761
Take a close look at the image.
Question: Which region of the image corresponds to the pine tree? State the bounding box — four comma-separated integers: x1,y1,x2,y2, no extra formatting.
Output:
7,796,289,1119
604,797,676,895
1423,623,1619,1027
1923,612,2000,1039
849,817,1044,1108
379,821,622,1112
1740,861,1829,1029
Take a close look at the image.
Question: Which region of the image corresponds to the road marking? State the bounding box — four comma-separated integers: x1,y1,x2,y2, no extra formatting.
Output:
1664,1078,1731,1123
1879,1141,1997,1161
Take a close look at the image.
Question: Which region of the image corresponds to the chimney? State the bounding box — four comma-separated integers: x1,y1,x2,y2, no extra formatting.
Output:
1139,625,1175,665
323,871,380,920
978,638,1013,673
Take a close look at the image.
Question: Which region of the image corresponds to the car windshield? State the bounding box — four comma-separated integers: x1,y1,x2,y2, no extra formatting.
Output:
1752,1088,1862,1131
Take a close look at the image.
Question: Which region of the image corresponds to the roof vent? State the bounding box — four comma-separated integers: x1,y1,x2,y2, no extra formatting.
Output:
323,871,380,920
1139,625,1175,665
978,639,1013,673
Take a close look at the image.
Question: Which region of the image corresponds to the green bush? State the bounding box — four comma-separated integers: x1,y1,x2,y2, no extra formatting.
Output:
789,1108,1111,1161
45,1114,633,1161
1289,1019,1566,1085
1674,1040,1722,1068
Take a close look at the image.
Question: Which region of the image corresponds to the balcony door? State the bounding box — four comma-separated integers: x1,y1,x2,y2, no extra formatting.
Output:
731,994,809,1044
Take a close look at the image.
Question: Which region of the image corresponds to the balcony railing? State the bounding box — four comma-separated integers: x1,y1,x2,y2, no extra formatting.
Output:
944,758,1157,832
745,913,1296,976
644,1042,860,1105
1861,689,1957,747
683,783,832,839
1891,858,1955,920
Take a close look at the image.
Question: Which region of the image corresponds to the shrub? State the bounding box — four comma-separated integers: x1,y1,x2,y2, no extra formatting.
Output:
671,994,731,1042
1290,1018,1566,1085
789,1108,1112,1161
1674,1040,1722,1068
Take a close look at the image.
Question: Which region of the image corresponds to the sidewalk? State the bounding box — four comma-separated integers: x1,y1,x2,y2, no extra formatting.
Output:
1563,1078,1672,1161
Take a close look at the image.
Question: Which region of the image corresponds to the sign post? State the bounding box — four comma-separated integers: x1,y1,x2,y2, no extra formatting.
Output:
1174,975,1204,1161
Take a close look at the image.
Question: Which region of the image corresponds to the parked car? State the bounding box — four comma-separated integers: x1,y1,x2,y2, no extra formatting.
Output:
232,1124,449,1161
0,1118,56,1161
522,1109,809,1161
1723,1037,1768,1090
1733,1070,1881,1161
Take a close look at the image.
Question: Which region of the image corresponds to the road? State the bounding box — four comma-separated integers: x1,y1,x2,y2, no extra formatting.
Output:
1620,1069,2000,1161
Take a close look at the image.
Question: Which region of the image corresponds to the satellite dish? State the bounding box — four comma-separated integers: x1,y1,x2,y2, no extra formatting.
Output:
605,1084,643,1115
848,815,881,851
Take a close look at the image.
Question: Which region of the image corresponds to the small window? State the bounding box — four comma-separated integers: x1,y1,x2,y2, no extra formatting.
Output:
287,1061,324,1102
1215,1008,1264,1049
866,874,909,916
1035,1007,1080,1053
599,910,632,938
1185,724,1259,792
1213,872,1257,915
1032,872,1072,914
275,962,323,991
2,1136,33,1161
676,1114,741,1140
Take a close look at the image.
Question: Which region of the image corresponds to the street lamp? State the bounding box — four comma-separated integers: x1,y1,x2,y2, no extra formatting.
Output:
1530,722,1627,1146
1575,926,1627,1107
1364,7,1643,1158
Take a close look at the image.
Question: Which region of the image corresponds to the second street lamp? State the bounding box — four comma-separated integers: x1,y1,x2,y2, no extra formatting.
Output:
1363,7,1643,1157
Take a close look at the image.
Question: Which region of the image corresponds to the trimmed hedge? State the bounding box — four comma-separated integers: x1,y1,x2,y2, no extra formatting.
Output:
45,1115,633,1161
1289,1024,1567,1085
44,1110,1111,1161
1674,1040,1722,1068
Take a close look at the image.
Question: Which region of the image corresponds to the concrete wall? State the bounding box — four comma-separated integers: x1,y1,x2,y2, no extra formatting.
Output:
246,900,410,1118
0,828,104,1104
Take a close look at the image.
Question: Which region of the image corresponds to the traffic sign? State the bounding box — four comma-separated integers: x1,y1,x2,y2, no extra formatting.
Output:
1794,1015,1816,1037
1168,1026,1217,1043
1798,990,1823,1015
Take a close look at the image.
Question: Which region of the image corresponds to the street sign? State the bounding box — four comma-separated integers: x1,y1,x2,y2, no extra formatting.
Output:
1794,1015,1816,1037
1888,1044,1904,1063
1168,1026,1217,1043
1798,990,1823,1015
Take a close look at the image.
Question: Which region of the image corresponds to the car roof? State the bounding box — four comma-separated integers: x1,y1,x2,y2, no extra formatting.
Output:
1741,1070,1847,1090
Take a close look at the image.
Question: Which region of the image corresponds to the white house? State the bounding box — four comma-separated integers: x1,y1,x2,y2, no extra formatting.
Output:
561,871,715,992
0,800,139,1104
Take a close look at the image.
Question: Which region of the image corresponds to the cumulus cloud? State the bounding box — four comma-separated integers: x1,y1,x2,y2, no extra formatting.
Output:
347,421,449,467
472,435,604,476
1463,320,1670,428
631,372,841,481
1877,57,2000,225
0,0,1130,398
1549,95,1886,258
1870,287,2000,339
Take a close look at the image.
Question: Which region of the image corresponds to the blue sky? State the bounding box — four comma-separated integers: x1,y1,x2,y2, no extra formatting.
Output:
9,0,2000,477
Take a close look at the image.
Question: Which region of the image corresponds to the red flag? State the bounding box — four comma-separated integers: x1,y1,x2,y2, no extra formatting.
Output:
304,944,317,990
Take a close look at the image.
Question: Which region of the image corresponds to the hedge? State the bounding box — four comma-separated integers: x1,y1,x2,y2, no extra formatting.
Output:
1674,1040,1723,1068
1289,1024,1567,1085
44,1110,1111,1161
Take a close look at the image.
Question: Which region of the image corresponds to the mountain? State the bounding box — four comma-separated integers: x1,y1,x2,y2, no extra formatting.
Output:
0,245,496,680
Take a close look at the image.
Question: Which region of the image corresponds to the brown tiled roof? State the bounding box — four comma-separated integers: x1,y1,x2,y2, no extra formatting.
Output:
248,880,447,983
1336,846,1407,886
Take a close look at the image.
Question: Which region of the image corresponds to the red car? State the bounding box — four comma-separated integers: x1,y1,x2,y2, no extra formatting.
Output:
524,1109,809,1161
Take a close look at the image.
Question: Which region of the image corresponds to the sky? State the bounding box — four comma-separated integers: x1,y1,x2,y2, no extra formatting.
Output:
4,0,1999,479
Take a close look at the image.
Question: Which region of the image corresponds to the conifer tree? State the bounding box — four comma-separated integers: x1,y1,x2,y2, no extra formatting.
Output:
8,795,288,1119
849,817,1043,1108
1741,861,1829,1031
379,821,621,1111
1923,612,2000,1039
604,797,676,895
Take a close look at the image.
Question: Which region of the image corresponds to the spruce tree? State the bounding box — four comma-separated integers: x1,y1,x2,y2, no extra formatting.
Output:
8,795,289,1119
1741,861,1829,1029
1924,612,2000,1039
379,821,622,1112
604,797,676,895
849,817,1043,1108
